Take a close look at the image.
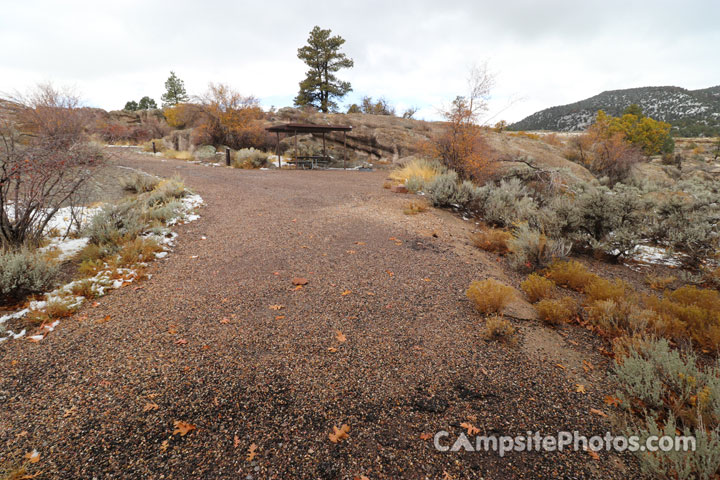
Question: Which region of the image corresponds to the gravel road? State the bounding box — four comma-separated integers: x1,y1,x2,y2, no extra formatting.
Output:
0,151,637,479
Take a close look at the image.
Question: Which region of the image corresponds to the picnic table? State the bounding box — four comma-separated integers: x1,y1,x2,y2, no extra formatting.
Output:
287,155,332,169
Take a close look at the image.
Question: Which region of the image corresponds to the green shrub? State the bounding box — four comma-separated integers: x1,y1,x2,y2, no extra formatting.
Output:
145,200,183,224
86,202,145,247
613,338,720,479
507,223,571,272
0,249,59,303
426,170,460,207
476,178,539,227
143,177,186,207
405,175,425,193
120,173,159,193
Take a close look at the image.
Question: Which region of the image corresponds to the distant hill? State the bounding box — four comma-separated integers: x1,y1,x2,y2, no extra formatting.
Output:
510,86,720,136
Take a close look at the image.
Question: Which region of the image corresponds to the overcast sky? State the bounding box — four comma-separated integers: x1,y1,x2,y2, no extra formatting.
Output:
1,0,718,122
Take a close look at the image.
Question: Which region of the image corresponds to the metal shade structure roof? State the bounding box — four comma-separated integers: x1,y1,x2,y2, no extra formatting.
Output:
265,123,352,134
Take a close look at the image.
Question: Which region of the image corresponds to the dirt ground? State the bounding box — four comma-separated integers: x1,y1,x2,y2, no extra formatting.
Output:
0,150,640,479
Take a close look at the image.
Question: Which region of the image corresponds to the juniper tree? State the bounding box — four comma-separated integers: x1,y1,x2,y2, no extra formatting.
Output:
294,26,353,113
161,71,189,107
138,96,157,110
123,100,138,111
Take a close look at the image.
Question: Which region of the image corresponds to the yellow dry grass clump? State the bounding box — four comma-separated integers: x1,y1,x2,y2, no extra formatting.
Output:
483,316,516,343
163,149,194,161
403,199,429,215
545,260,597,292
534,297,577,325
520,273,556,303
389,158,443,185
466,279,516,314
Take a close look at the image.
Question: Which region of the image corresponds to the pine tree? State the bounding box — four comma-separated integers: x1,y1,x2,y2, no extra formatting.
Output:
124,100,138,111
294,26,353,113
138,96,158,110
161,71,189,108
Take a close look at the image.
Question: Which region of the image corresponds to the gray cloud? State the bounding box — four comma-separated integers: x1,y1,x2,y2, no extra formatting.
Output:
1,0,717,122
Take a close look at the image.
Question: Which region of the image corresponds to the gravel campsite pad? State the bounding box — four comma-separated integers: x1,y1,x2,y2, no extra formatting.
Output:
0,149,639,479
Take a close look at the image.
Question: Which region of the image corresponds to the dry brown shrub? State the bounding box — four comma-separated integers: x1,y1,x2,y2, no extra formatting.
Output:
483,316,516,343
466,279,515,314
471,228,512,254
545,260,597,292
585,278,629,303
534,297,577,325
520,274,556,303
403,199,429,215
645,274,676,291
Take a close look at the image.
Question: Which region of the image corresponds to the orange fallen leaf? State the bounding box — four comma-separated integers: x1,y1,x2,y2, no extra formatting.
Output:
341,290,351,296
23,449,40,463
575,384,587,394
143,402,159,412
269,305,284,310
160,440,169,451
420,433,432,441
246,442,258,461
328,424,350,443
91,302,100,307
175,338,188,345
556,363,566,370
354,241,366,245
63,406,78,417
422,278,431,282
219,318,230,324
443,471,454,480
346,250,356,254
328,347,338,353
604,396,621,407
585,448,600,460
590,408,607,417
233,435,240,448
20,471,42,479
336,331,347,343
460,422,480,435
292,277,308,286
275,315,286,320
168,325,178,335
386,270,394,276
294,285,303,291
172,420,196,436
96,315,111,324
354,476,370,480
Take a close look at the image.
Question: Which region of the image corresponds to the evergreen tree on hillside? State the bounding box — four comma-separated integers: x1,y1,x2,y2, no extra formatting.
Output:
123,100,138,111
294,26,353,113
138,96,158,110
161,71,189,107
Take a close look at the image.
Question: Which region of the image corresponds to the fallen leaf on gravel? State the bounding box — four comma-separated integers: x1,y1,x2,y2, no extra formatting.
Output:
219,318,230,324
341,290,351,296
63,406,77,417
143,402,159,412
590,408,607,417
442,471,454,480
420,433,432,441
585,448,600,460
354,241,365,245
336,331,347,343
292,277,308,285
269,305,284,310
328,424,350,443
460,422,480,435
555,363,566,370
175,338,188,345
133,286,144,291
91,302,100,307
294,285,303,291
575,384,587,394
24,449,40,463
234,435,240,448
20,471,42,479
273,272,280,276
423,278,431,282
275,315,285,320
346,250,356,254
328,347,338,353
604,396,621,407
168,325,178,334
160,440,169,451
246,443,258,461
386,270,394,276
173,420,196,436
366,292,375,296
354,476,370,480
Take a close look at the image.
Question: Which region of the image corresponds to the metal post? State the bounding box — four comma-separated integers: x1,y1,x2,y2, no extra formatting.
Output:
225,147,231,166
322,132,326,169
294,130,298,168
276,131,281,169
343,131,347,170
152,141,156,155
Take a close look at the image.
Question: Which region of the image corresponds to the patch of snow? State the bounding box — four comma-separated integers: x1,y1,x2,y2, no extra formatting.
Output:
630,245,685,267
155,251,168,259
40,237,89,262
